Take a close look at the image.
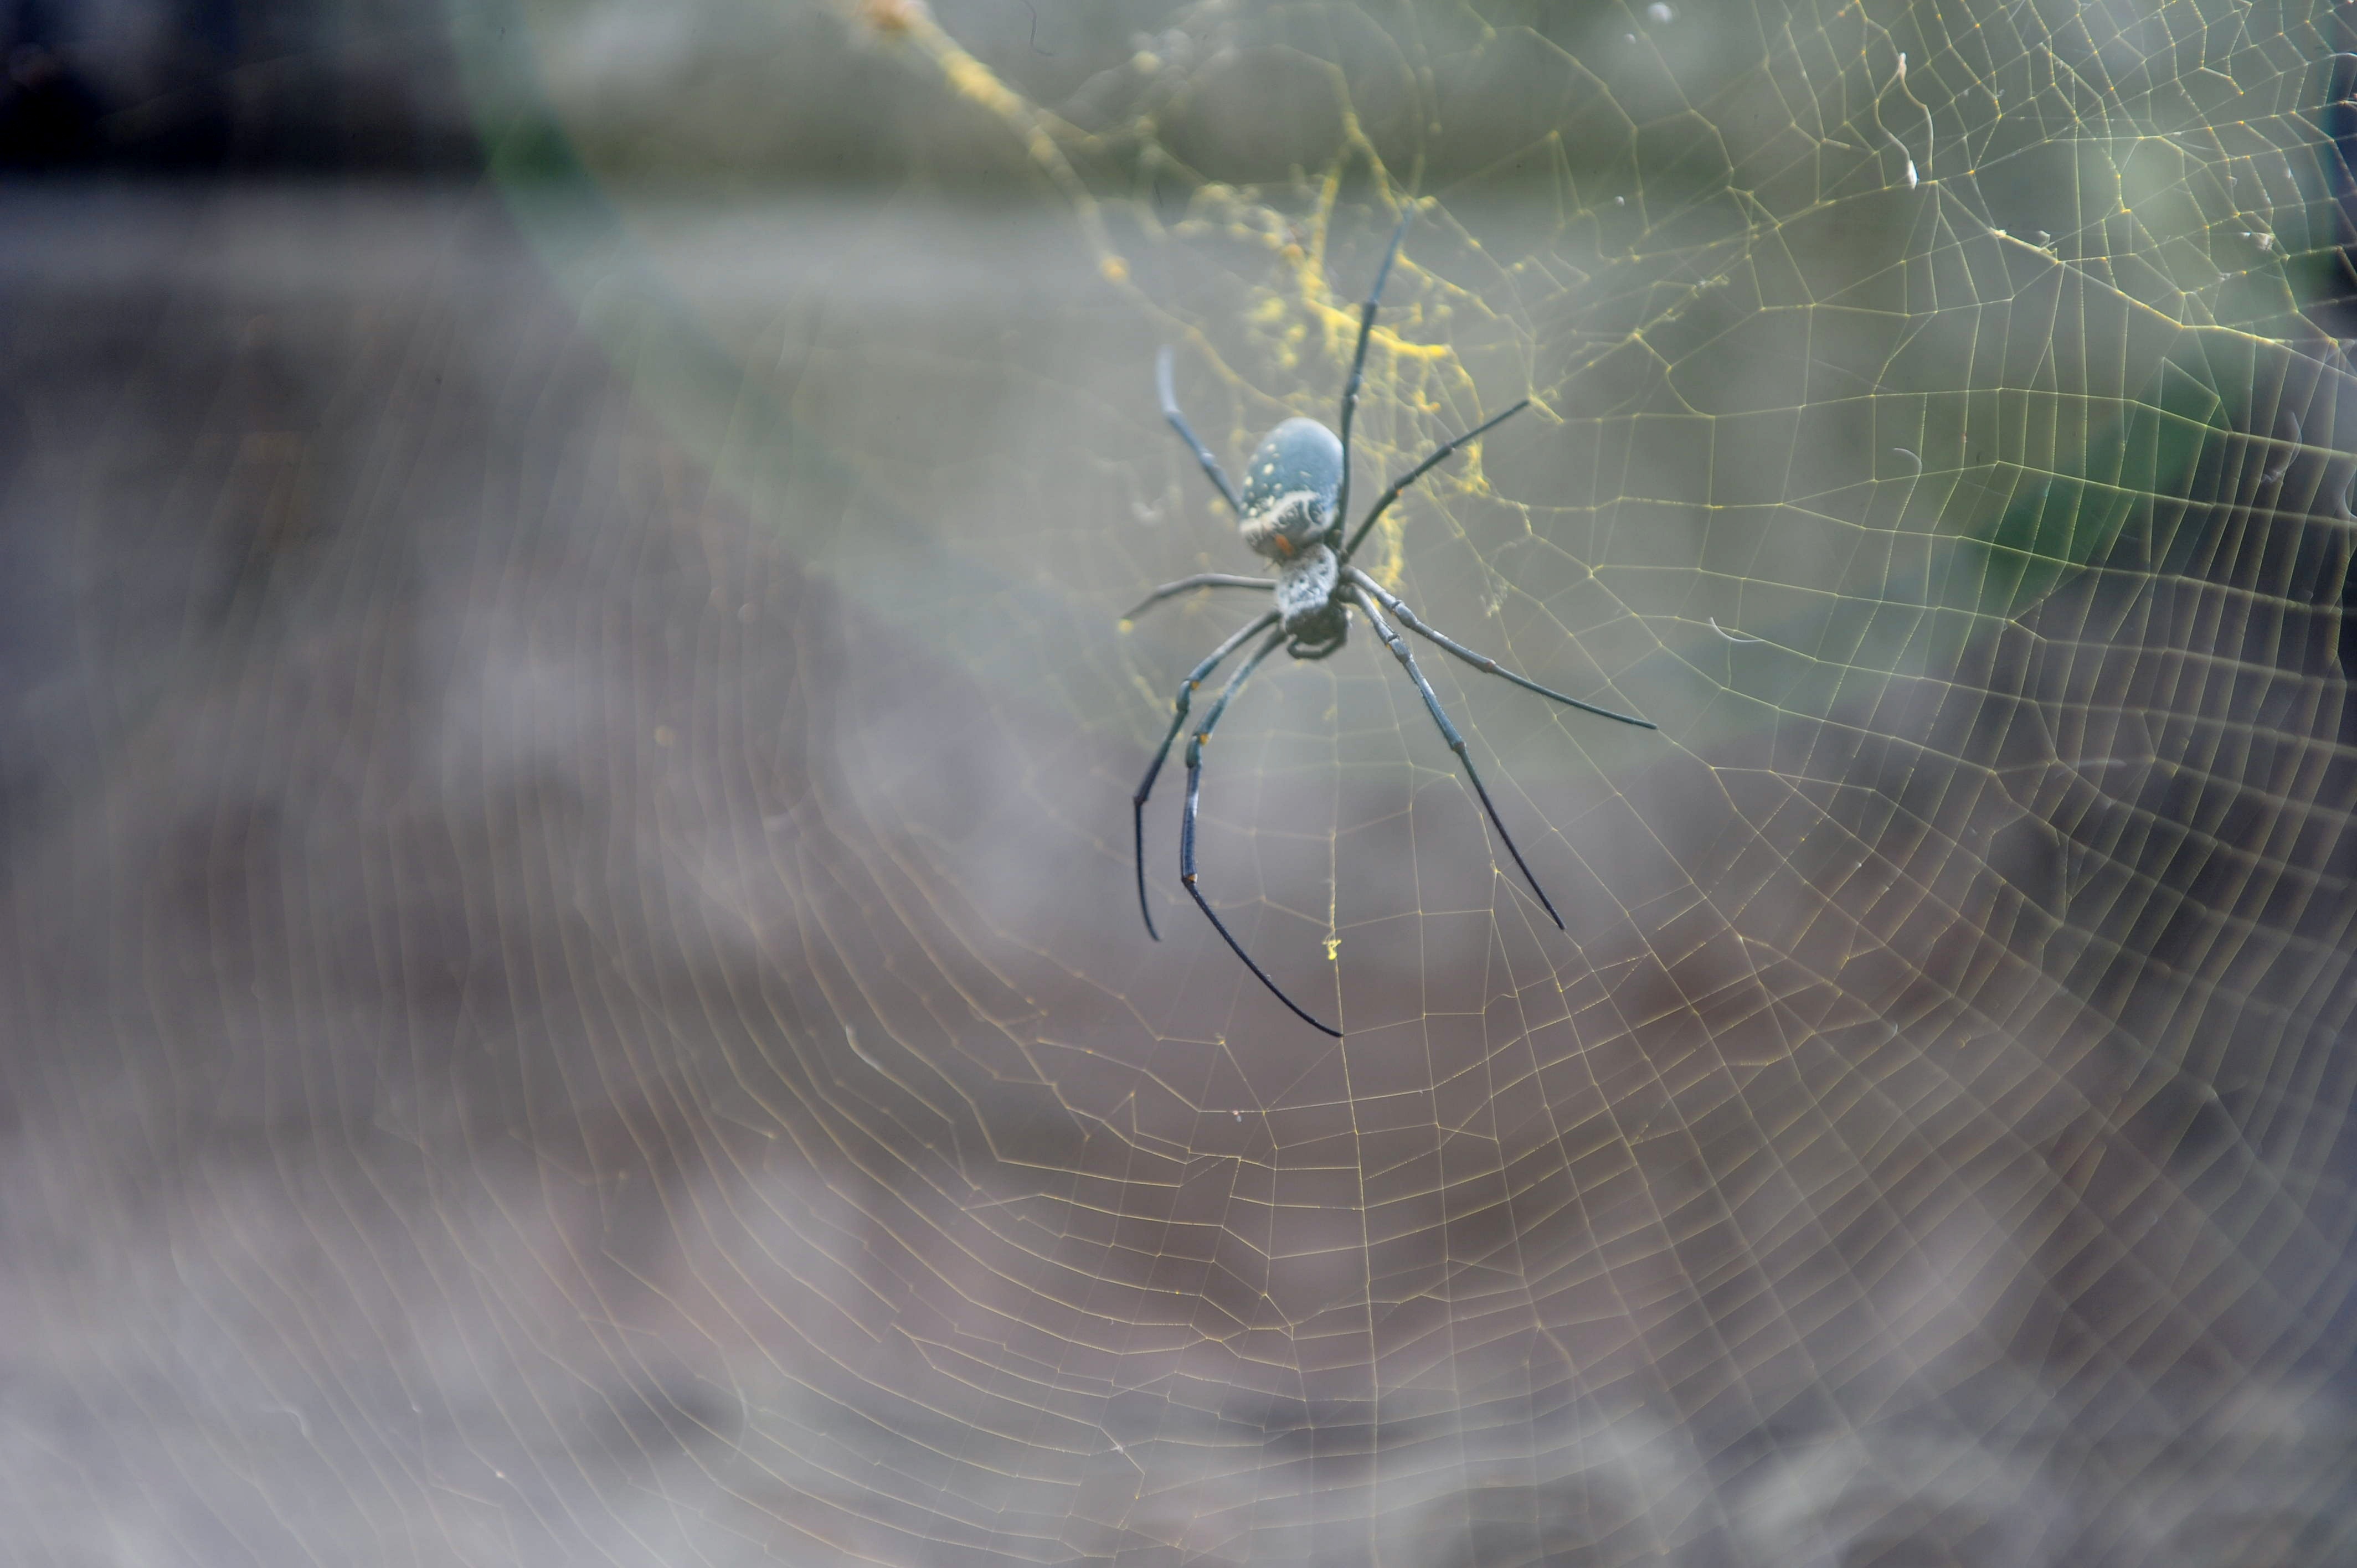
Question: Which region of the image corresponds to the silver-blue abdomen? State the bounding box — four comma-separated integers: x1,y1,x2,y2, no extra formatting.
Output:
1238,417,1342,560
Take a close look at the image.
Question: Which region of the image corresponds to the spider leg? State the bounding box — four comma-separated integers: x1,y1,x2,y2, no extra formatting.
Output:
1338,399,1531,563
1156,347,1245,514
1133,609,1281,940
1346,568,1655,729
1180,625,1342,1036
1334,208,1416,539
1124,573,1277,621
1350,587,1567,932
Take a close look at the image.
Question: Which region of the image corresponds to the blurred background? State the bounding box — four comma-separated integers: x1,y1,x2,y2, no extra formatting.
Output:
4,2,2357,1564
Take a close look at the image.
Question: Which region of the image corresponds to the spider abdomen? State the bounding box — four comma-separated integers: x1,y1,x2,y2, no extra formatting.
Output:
1238,417,1342,560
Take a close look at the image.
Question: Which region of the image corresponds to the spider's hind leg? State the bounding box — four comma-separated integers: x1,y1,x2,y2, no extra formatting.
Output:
1156,347,1244,514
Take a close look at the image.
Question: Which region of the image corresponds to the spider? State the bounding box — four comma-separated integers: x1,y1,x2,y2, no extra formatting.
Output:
1128,209,1656,1036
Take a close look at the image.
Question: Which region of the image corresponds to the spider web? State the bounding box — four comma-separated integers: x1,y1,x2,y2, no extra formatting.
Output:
7,0,2357,1564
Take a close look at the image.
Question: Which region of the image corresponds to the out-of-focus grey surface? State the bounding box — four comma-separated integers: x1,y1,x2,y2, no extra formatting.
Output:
7,0,1768,183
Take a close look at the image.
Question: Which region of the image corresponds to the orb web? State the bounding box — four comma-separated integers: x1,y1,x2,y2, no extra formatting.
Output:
7,1,2356,1565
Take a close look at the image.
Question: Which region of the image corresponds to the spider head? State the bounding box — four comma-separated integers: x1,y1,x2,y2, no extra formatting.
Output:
1275,544,1349,659
1238,416,1342,561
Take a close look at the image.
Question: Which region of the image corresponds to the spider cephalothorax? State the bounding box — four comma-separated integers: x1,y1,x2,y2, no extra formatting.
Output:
1128,209,1655,1035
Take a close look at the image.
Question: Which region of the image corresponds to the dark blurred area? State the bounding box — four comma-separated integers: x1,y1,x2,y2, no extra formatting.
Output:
0,0,476,173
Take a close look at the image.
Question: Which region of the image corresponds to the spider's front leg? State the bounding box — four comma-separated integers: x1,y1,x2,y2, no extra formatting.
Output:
1346,568,1653,729
1132,610,1281,938
1350,586,1568,931
1179,626,1342,1037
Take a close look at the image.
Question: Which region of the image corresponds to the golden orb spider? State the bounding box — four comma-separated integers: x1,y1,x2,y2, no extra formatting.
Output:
1130,211,1655,1035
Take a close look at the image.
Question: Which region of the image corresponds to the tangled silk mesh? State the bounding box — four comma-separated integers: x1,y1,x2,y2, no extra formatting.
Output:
11,0,2357,1564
